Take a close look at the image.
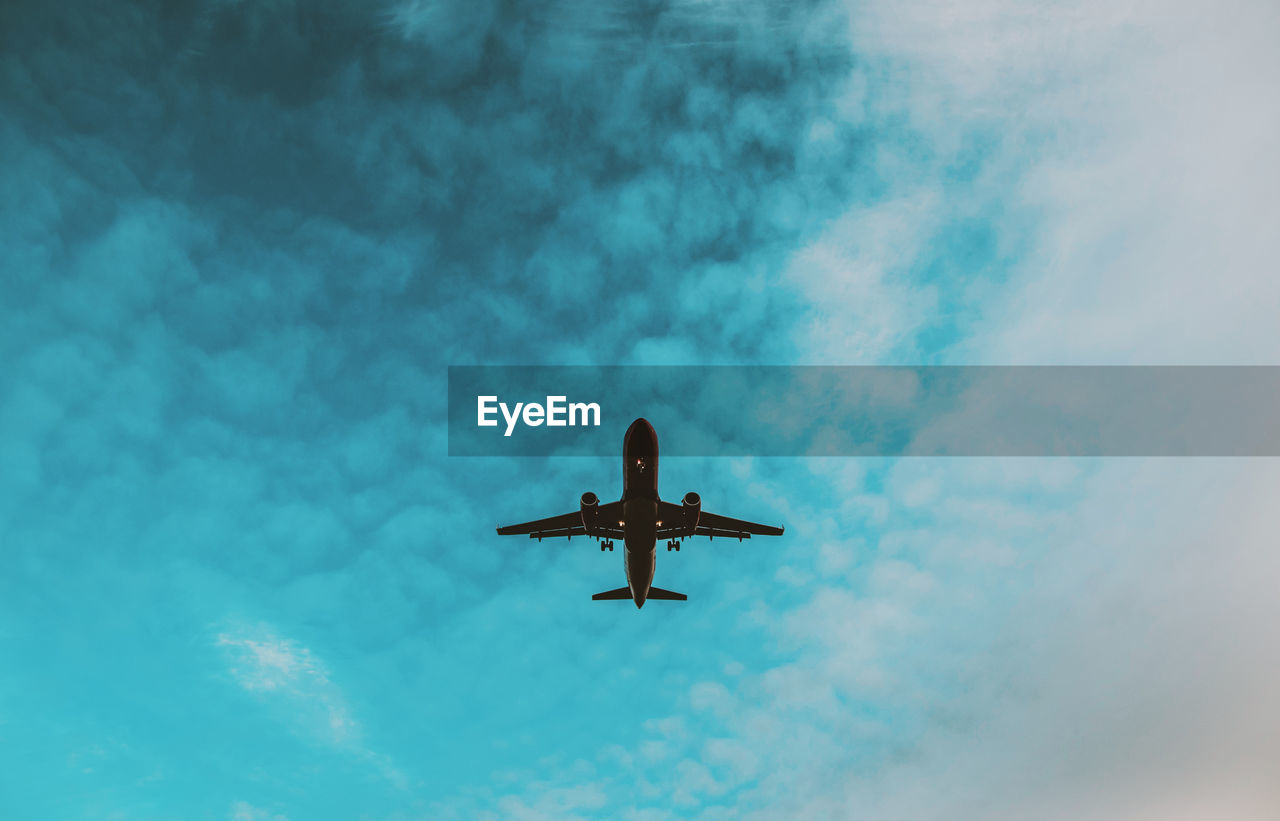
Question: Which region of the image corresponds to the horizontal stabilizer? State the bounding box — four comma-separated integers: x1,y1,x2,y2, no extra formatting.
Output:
591,587,632,601
646,587,687,601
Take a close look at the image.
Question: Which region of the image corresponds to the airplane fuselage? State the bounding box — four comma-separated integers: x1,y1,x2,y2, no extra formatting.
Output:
619,420,660,604
620,418,660,607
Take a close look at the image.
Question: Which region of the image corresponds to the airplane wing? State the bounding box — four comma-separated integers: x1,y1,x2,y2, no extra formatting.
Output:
656,503,784,540
496,502,624,540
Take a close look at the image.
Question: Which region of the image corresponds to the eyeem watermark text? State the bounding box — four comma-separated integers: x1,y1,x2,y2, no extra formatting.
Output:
477,395,601,436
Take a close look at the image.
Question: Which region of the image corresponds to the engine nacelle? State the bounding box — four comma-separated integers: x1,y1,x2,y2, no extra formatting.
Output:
682,491,701,534
580,492,599,531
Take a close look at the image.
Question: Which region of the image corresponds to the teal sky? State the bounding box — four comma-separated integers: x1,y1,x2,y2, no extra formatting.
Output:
3,1,1279,819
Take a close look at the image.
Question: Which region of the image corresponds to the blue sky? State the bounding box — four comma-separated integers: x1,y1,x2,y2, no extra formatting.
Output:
3,1,1280,819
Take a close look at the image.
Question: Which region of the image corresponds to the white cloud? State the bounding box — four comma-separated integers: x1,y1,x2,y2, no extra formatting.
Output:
230,802,289,821
782,9,1280,810
901,0,1278,364
635,459,1280,820
783,194,944,362
749,7,1280,811
820,460,1280,821
216,626,408,789
787,0,1280,365
217,633,320,691
422,3,1280,818
488,782,609,821
216,630,357,744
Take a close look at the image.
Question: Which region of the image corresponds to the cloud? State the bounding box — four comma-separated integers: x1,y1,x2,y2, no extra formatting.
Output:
782,195,945,361
784,459,1280,821
216,629,357,744
472,458,1278,820
778,0,1280,366
230,801,290,821
857,0,1280,364
434,2,1280,815
4,0,1277,819
216,625,410,793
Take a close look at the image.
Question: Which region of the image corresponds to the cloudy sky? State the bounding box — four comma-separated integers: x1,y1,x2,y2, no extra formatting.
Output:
2,1,1278,819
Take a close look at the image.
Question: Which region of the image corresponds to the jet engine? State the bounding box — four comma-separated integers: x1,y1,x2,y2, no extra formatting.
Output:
682,491,701,534
580,491,599,531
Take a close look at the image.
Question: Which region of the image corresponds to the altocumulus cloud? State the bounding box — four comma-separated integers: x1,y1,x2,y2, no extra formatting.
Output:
0,0,869,818
425,0,1280,819
2,0,1279,820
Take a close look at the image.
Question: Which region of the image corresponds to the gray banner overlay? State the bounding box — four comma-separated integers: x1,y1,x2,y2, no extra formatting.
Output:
447,366,1280,456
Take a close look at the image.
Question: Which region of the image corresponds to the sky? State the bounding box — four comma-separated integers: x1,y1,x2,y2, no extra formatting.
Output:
2,1,1279,819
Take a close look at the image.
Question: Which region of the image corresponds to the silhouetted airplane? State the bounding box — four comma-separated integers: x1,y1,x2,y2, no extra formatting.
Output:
496,418,784,607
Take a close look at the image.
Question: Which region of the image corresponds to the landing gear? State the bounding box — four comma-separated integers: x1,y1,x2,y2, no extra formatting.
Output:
666,539,681,552
600,540,614,552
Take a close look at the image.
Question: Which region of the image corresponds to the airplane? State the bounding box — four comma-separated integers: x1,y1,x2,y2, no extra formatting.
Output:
496,418,784,608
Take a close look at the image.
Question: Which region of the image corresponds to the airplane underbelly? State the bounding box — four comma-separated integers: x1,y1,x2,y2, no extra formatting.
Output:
625,549,655,594
622,498,657,553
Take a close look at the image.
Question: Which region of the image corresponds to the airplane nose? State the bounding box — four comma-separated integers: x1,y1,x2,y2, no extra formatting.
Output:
627,418,654,436
625,418,657,454
632,588,645,609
